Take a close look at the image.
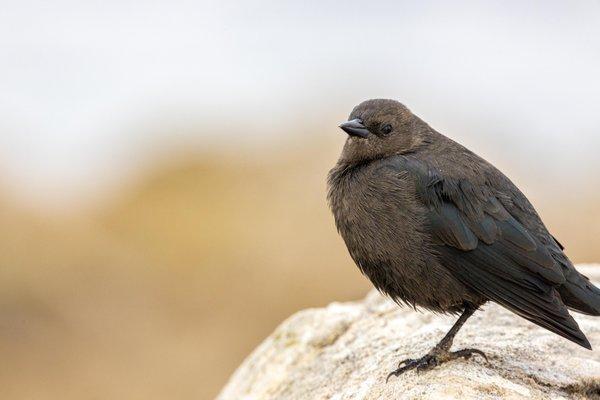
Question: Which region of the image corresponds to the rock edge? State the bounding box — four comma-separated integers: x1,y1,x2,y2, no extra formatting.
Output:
218,265,600,400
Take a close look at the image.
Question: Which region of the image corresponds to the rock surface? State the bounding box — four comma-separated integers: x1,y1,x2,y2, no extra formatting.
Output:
218,265,600,400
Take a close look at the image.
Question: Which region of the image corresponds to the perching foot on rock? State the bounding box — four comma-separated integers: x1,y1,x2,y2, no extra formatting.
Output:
386,305,489,382
386,347,488,382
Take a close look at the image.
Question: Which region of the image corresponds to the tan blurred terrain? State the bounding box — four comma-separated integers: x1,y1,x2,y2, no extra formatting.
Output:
0,138,599,399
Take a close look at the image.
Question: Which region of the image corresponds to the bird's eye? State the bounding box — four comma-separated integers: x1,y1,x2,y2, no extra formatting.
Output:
381,124,393,135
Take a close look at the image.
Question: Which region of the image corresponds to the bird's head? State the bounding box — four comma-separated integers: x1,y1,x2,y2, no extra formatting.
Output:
338,99,431,163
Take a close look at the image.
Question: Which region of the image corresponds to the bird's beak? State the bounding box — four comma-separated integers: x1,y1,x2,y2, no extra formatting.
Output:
339,119,369,138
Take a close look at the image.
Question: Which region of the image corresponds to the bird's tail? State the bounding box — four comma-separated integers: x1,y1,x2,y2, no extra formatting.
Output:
559,267,600,316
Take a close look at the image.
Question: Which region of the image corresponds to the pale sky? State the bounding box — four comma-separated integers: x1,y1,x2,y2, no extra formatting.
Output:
1,1,600,207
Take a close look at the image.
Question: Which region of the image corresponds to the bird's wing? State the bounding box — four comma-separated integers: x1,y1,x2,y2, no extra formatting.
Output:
391,156,591,349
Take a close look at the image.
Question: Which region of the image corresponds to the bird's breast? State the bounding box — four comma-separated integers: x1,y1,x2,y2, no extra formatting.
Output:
328,162,427,272
328,160,471,311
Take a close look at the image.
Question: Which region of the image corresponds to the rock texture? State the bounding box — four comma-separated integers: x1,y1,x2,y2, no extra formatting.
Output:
218,265,600,400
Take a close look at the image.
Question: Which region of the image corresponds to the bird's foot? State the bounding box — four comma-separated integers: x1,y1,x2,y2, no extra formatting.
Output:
386,348,488,382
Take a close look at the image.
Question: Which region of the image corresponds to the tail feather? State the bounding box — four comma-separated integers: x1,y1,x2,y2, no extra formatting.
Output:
559,268,600,316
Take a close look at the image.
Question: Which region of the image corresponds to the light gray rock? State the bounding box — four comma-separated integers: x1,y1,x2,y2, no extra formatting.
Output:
218,265,600,400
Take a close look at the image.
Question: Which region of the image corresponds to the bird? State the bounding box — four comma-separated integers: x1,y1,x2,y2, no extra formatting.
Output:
327,99,600,381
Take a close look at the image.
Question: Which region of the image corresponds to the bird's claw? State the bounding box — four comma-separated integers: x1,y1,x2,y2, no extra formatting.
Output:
386,348,488,382
386,354,438,382
396,358,415,368
451,348,489,363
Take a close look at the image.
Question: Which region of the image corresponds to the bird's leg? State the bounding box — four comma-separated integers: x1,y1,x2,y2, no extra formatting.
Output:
386,305,488,382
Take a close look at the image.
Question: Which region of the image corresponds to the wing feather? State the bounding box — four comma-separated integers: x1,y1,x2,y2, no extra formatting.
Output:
395,156,591,348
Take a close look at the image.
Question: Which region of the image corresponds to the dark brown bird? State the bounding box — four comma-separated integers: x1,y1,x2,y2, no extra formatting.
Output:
327,99,600,380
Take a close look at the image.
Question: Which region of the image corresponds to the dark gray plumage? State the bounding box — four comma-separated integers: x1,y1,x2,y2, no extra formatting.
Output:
327,99,600,378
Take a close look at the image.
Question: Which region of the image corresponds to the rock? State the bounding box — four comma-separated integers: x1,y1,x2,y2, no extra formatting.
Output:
217,265,600,400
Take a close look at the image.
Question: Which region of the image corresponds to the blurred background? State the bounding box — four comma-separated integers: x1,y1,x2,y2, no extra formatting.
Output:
1,1,600,399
